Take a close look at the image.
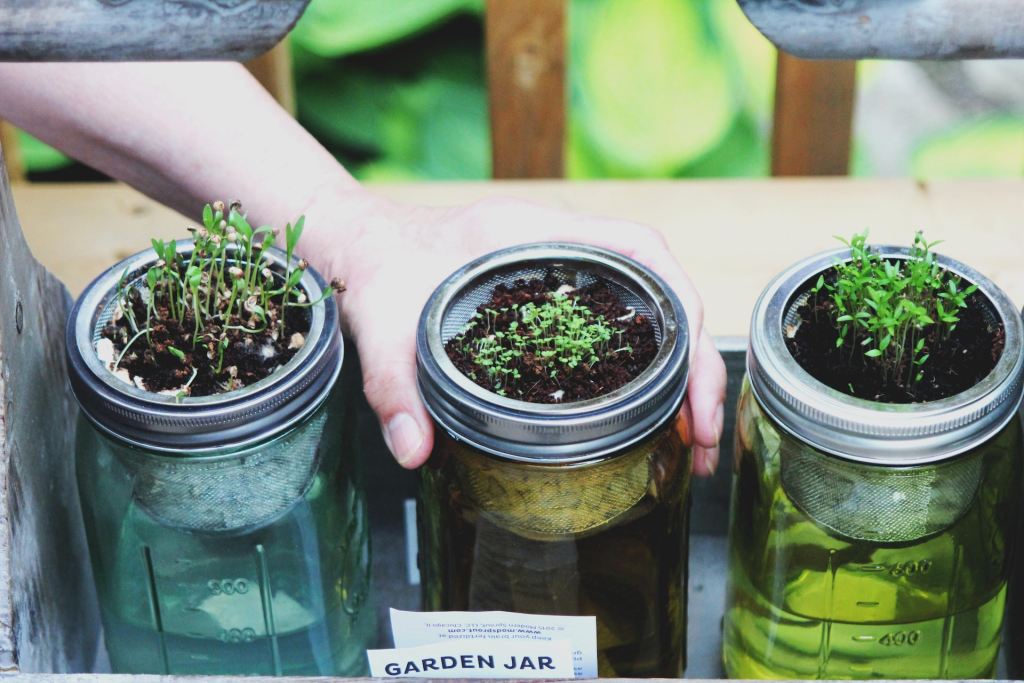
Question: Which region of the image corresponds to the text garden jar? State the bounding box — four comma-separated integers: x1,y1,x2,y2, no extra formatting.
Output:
415,243,693,678
66,244,373,676
723,246,1024,679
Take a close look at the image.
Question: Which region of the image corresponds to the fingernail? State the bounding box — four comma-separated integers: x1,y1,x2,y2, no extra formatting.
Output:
704,445,720,476
383,413,424,466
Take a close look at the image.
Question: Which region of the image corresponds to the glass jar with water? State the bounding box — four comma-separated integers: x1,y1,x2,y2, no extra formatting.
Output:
723,247,1024,679
66,245,374,675
415,244,693,678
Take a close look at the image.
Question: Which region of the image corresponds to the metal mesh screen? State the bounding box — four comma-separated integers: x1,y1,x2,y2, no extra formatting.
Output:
440,265,663,345
781,439,982,543
117,409,326,532
457,440,653,538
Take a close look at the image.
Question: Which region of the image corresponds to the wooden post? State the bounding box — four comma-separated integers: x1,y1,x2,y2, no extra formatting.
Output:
772,53,856,177
485,0,567,179
245,39,296,115
0,123,24,183
0,148,101,671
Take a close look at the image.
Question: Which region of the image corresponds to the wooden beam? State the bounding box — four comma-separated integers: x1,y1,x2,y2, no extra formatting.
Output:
739,0,1024,60
485,0,566,179
772,53,856,177
0,123,24,183
0,0,309,61
245,39,296,115
15,179,1024,338
0,148,101,672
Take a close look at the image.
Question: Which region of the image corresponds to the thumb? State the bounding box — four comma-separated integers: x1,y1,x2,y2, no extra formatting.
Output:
356,327,434,469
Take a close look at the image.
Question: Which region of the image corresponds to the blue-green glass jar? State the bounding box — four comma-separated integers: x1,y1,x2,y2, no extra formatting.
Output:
66,244,374,675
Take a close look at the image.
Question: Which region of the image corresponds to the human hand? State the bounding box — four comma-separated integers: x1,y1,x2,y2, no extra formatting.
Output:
303,188,727,476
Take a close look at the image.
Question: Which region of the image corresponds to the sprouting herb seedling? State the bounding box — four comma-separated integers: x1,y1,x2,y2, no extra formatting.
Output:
451,289,635,398
819,230,977,389
105,200,346,397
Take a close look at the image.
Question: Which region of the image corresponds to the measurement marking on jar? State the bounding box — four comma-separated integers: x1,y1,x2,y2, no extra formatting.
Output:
878,630,921,646
851,635,875,642
857,560,932,576
208,578,250,595
218,627,257,643
890,560,932,577
856,601,880,608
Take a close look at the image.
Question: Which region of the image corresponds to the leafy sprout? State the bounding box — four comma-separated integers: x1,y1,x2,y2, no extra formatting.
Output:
451,291,633,397
817,230,977,388
111,201,346,396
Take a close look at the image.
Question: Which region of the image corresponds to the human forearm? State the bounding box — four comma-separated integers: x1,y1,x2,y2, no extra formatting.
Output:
0,61,364,234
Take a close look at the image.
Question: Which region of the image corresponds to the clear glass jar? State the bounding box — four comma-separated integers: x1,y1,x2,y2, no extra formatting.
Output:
722,247,1024,679
415,244,693,678
66,243,374,675
420,422,691,677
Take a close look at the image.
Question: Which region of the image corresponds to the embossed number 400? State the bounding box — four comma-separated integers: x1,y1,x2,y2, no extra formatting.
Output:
879,630,921,646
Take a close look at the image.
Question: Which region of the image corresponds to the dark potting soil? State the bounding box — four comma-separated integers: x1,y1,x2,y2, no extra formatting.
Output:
787,284,1004,403
101,288,310,396
445,273,658,403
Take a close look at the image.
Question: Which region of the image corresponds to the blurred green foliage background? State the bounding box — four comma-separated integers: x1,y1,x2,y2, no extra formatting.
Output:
19,0,1024,180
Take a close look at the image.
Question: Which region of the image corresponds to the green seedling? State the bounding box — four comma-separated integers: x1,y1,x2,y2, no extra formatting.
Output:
452,291,633,397
112,200,345,394
820,230,977,388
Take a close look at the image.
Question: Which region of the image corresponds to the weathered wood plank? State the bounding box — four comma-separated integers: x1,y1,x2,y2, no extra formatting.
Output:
738,0,1024,60
13,179,1024,338
772,53,856,176
0,0,309,62
0,153,101,671
485,0,566,178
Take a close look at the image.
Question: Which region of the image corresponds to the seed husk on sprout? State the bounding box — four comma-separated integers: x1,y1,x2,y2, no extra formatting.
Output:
102,200,346,398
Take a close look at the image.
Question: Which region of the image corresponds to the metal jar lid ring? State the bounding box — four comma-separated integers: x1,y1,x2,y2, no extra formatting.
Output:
66,240,343,453
416,243,690,464
748,245,1024,466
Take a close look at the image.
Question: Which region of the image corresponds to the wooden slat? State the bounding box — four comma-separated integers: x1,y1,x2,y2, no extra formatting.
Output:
245,39,296,115
0,123,24,183
485,0,566,179
739,0,1024,60
14,179,1024,338
0,0,309,61
0,147,100,672
772,53,856,177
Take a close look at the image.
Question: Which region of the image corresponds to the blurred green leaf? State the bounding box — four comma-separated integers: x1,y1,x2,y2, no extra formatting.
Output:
707,0,775,124
911,116,1024,178
17,130,70,173
356,160,424,182
298,67,398,153
297,43,489,180
570,0,736,176
293,0,482,57
681,114,768,177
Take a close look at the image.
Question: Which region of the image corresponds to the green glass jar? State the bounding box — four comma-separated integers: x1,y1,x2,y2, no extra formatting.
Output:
415,244,693,678
66,244,374,675
722,247,1024,679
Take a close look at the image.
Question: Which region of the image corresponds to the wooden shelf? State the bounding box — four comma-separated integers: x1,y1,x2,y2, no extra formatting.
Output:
14,178,1024,337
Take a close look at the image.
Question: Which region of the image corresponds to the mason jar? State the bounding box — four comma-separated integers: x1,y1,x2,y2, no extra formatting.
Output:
415,243,693,678
723,246,1024,679
66,244,374,676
